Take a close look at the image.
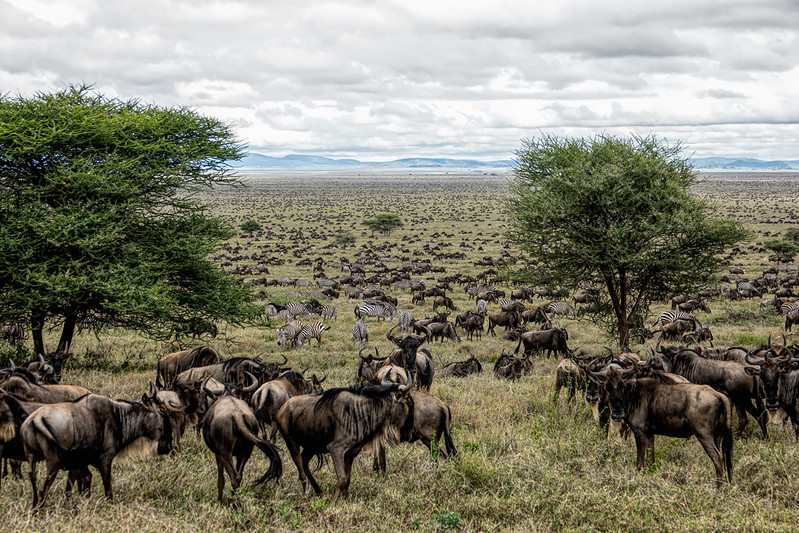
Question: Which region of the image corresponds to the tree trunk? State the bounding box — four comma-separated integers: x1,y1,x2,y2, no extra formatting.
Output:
57,312,77,352
31,311,45,356
617,318,630,348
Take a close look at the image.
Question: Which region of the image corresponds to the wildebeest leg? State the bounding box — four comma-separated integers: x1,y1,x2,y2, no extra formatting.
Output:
98,459,114,500
741,399,768,439
283,438,309,494
220,454,241,498
300,448,322,496
37,459,62,507
632,430,648,470
695,432,725,489
268,423,279,443
27,457,39,508
733,402,748,437
10,458,22,478
215,455,229,502
372,441,386,474
330,449,354,502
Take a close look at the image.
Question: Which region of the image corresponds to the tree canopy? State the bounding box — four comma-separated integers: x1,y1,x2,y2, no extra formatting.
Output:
362,213,403,235
0,85,259,354
506,134,747,346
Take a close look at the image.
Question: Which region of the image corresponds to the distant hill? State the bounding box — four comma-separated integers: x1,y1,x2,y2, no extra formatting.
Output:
236,153,799,171
235,153,514,170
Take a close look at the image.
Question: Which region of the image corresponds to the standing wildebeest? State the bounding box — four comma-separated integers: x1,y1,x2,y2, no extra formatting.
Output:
514,327,570,359
487,311,521,336
554,358,586,403
521,307,548,325
1,373,90,403
785,308,799,332
0,323,25,346
592,366,733,488
21,387,174,507
174,355,288,388
433,296,457,311
202,393,283,502
252,370,326,442
742,351,799,440
438,354,483,378
275,378,414,501
427,321,461,343
156,346,221,389
659,344,768,438
678,299,711,314
386,324,434,389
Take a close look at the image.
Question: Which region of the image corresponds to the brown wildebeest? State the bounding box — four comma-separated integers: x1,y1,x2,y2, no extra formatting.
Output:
553,358,586,403
202,393,282,502
438,354,482,378
20,386,175,508
742,350,799,441
658,344,768,438
514,327,570,358
487,311,521,336
252,369,326,442
0,373,89,403
276,378,414,501
386,324,434,389
156,346,221,389
592,366,733,489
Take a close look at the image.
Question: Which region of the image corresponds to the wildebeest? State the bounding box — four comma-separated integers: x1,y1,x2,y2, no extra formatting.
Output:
1,372,90,404
427,321,461,343
433,296,457,311
174,355,288,388
156,346,221,389
0,323,25,346
275,378,414,501
20,386,174,507
742,351,799,440
553,358,586,403
252,370,326,442
487,311,521,336
438,354,483,378
785,308,799,332
592,366,733,488
514,327,570,359
493,351,530,380
202,393,283,502
386,324,434,389
658,344,768,438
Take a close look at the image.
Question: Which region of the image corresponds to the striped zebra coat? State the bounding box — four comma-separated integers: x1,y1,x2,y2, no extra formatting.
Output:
651,311,694,328
355,302,395,322
352,319,368,346
547,301,574,319
286,301,312,320
295,321,329,348
320,305,338,321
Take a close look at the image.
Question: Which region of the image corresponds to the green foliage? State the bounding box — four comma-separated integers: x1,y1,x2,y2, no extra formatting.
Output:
432,510,462,529
763,238,799,263
0,85,259,351
334,231,356,246
507,134,747,346
362,213,403,235
240,219,262,233
733,332,767,347
784,226,799,244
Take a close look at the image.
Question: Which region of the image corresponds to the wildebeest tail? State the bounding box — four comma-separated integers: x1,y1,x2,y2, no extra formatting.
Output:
718,398,733,484
253,390,272,435
513,336,522,355
235,421,282,482
442,405,457,458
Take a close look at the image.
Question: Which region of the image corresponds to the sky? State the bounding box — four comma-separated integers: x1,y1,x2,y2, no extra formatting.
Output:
2,0,798,161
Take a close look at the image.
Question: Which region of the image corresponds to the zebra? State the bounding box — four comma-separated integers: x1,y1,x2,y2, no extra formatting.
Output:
651,311,694,328
276,309,292,323
546,301,574,319
476,299,488,314
286,301,312,320
780,301,799,315
277,323,301,348
352,319,368,346
295,321,329,348
355,302,394,321
397,310,413,333
320,304,338,321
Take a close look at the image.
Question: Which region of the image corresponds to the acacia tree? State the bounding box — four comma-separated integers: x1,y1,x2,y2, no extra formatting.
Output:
0,85,260,355
362,213,403,235
506,134,747,346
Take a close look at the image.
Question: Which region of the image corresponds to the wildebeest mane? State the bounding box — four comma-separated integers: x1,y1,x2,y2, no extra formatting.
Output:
313,383,402,413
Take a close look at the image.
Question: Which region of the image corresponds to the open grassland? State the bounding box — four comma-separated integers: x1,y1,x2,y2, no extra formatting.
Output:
3,171,799,532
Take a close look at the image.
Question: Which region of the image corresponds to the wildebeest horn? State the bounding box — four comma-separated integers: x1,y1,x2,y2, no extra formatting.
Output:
241,371,259,392
745,351,765,366
275,353,288,366
603,346,613,357
399,370,413,392
148,381,157,399
655,336,662,353
38,353,46,364
9,359,15,369
301,367,310,376
768,334,772,348
317,370,328,383
387,324,402,345
358,346,371,361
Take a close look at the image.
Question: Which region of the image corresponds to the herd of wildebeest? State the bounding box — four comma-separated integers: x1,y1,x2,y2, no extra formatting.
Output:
3,173,799,510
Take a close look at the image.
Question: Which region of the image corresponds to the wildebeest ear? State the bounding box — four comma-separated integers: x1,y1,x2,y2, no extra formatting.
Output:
744,367,760,376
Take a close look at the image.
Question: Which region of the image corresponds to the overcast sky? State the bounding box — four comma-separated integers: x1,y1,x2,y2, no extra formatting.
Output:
2,0,798,161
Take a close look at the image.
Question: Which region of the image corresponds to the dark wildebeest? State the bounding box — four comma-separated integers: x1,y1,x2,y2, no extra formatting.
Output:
658,343,768,438
252,370,326,442
0,373,90,403
493,351,530,380
785,308,799,332
427,321,461,343
386,324,434,390
21,386,174,508
742,349,799,441
174,355,288,388
0,324,25,346
0,391,91,496
678,299,711,314
438,354,482,378
156,346,221,389
433,296,457,311
591,365,733,489
520,307,548,325
3,356,57,385
275,378,414,501
372,389,457,473
514,327,570,359
464,314,485,341
202,393,283,502
487,311,521,336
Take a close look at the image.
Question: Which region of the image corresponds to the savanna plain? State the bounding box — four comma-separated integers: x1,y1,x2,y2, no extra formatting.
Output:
3,171,799,532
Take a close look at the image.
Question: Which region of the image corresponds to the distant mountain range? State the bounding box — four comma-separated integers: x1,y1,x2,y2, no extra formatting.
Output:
234,153,799,170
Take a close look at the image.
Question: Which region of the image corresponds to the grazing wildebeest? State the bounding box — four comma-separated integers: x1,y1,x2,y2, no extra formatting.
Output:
553,358,586,403
658,343,768,438
202,393,283,502
20,386,174,508
678,299,711,314
493,351,530,380
427,321,461,343
657,319,697,342
487,311,521,336
156,346,221,389
514,327,570,358
438,354,483,378
252,369,326,442
275,378,414,501
591,366,733,488
433,296,457,311
520,307,548,325
0,372,90,403
464,314,485,341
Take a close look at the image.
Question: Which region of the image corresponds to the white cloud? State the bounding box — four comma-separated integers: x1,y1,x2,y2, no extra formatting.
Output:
0,0,797,160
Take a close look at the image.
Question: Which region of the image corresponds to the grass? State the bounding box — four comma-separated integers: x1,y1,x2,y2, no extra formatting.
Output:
3,171,799,532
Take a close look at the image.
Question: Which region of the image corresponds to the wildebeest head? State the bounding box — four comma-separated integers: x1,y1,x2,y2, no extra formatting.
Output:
596,366,637,421
132,382,176,457
386,324,431,377
357,346,388,383
744,350,793,411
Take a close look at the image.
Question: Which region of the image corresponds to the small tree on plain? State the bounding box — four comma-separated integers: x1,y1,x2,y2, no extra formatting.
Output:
362,213,403,235
764,238,799,264
506,134,747,346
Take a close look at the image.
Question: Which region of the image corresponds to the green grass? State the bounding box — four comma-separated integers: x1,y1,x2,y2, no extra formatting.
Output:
4,171,799,532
